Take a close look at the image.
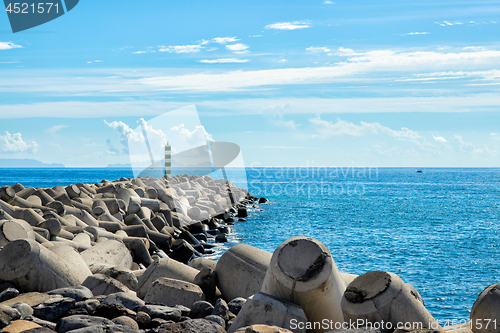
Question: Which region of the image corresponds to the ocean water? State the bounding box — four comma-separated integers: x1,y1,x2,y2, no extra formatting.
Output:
1,167,499,323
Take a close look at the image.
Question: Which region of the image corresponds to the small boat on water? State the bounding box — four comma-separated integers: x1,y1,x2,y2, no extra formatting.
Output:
416,170,423,173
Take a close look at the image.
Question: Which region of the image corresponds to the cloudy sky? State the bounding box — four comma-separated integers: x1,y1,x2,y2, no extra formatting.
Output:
0,0,500,167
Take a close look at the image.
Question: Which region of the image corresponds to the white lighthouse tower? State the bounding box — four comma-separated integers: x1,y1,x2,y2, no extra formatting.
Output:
164,142,171,177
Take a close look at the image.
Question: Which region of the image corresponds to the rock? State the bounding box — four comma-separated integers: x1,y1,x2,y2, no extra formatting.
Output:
237,207,248,217
188,301,214,319
93,303,135,320
228,298,246,316
10,302,33,319
80,239,133,269
215,244,272,301
235,324,293,333
194,269,217,301
144,278,205,308
205,315,226,328
136,257,198,299
73,299,100,315
0,240,88,292
0,288,19,302
471,282,500,333
55,315,113,332
81,274,130,296
135,311,151,328
258,198,268,204
212,298,229,321
24,315,57,331
101,292,144,312
57,324,141,332
0,319,41,332
228,293,307,333
157,318,225,333
0,293,61,308
111,316,139,329
138,305,182,322
47,286,93,302
32,297,75,322
215,234,228,243
0,305,21,328
66,308,90,316
21,328,55,333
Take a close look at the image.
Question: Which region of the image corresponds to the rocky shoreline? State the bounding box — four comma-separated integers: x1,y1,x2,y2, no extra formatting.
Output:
0,174,496,333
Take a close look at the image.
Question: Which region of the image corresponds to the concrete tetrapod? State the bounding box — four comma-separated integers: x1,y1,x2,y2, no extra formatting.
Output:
341,271,440,333
260,236,346,333
0,239,88,292
135,257,199,299
228,292,307,333
470,282,500,333
215,244,272,301
80,239,133,269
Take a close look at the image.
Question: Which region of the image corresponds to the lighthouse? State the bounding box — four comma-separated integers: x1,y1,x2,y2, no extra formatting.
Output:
164,142,171,177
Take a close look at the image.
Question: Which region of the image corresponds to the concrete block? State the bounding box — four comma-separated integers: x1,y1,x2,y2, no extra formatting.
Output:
261,237,346,331
471,282,500,333
144,277,205,308
215,244,272,301
341,271,439,333
0,239,89,292
80,239,132,269
136,257,198,299
228,292,307,333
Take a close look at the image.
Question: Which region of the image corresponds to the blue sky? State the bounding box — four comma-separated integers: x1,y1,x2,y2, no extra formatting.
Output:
0,0,499,167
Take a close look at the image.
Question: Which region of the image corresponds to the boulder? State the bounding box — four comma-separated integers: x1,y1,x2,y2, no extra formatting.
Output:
157,318,225,333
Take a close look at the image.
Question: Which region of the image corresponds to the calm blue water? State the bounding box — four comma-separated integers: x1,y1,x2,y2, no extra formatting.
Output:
1,167,499,322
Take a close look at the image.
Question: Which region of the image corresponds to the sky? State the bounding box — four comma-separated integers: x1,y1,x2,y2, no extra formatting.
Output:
0,0,500,167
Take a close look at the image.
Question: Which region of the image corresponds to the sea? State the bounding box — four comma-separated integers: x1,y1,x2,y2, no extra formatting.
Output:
1,166,499,323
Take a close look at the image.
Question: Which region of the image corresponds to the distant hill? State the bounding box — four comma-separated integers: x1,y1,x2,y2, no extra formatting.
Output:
0,159,65,168
106,163,132,168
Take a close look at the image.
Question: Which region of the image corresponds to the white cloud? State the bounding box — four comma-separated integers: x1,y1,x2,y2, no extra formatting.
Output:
212,37,239,44
323,1,334,4
454,134,473,152
199,58,249,64
309,116,422,141
104,118,170,154
46,124,68,134
265,21,311,30
207,47,218,52
278,59,288,63
104,120,142,151
491,133,500,140
436,21,463,26
0,42,22,50
226,43,249,54
0,131,38,153
274,119,299,130
400,32,429,36
170,124,213,146
159,45,204,53
433,136,447,143
306,46,331,53
133,51,147,54
249,35,262,38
